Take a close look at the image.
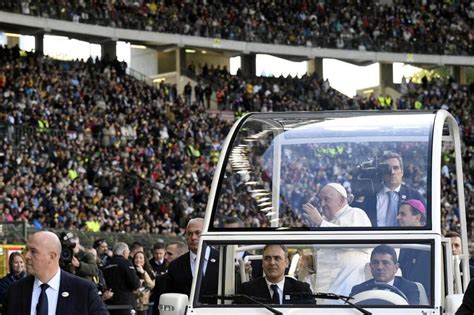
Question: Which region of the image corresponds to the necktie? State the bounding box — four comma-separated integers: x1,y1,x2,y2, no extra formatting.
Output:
386,191,399,226
36,283,49,315
270,284,280,304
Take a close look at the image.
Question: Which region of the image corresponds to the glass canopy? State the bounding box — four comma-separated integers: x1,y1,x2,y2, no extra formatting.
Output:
211,112,434,231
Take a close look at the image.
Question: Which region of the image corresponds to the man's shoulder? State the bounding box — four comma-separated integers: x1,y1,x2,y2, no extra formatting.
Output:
400,184,422,198
61,270,95,288
168,252,190,270
284,276,308,287
394,276,418,288
8,274,34,290
240,277,265,290
351,279,373,291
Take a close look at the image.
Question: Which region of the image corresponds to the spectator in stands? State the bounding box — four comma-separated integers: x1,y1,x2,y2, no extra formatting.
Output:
0,252,26,305
103,242,141,315
2,1,471,55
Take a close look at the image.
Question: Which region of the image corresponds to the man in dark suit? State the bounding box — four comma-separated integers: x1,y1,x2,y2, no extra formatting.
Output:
149,243,167,276
354,152,425,227
456,278,474,314
238,244,314,305
103,242,141,315
2,231,108,315
350,244,420,305
165,218,219,304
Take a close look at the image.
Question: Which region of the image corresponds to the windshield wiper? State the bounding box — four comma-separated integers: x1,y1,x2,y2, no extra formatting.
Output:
203,294,283,315
289,292,372,315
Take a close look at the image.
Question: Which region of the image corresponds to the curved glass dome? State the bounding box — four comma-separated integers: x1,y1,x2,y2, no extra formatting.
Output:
210,112,434,231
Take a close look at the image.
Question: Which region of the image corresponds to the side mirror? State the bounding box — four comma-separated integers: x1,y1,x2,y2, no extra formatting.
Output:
159,293,188,315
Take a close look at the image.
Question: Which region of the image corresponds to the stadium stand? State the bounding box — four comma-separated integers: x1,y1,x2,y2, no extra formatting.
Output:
0,0,472,55
0,46,472,242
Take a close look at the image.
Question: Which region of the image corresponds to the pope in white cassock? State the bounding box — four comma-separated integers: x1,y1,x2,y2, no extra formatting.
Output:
302,183,372,297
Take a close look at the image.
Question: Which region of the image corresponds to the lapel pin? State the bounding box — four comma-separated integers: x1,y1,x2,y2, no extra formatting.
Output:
61,292,69,298
285,295,290,300
402,195,406,199
210,258,216,263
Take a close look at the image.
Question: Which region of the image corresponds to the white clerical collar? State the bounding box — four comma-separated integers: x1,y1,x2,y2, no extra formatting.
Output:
35,268,61,292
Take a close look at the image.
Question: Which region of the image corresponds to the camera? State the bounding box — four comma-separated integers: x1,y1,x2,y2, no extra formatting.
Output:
59,232,76,268
351,157,391,197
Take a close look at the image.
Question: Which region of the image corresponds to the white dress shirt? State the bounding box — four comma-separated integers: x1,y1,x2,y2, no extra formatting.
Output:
30,269,61,315
376,185,401,226
190,246,210,277
265,277,285,304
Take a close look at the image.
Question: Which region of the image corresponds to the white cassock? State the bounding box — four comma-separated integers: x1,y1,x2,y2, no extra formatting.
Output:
307,205,372,297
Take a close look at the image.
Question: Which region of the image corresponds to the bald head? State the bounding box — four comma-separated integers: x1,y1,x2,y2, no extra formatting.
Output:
25,231,61,283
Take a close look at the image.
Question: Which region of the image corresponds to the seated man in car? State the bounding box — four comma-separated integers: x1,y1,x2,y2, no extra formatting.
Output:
238,244,314,304
350,244,420,305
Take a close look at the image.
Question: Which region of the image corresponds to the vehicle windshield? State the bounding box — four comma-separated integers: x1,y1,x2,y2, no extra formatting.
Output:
211,112,433,230
194,240,433,308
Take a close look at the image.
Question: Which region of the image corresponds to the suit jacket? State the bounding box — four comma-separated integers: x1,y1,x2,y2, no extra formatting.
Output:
456,278,474,315
3,270,108,315
398,248,431,300
354,184,425,227
350,276,420,305
165,247,219,304
238,276,314,304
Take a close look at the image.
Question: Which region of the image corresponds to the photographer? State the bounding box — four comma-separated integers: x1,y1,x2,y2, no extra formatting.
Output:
60,233,99,282
353,152,425,227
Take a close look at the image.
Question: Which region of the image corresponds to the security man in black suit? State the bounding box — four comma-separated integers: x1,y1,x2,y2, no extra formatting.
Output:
238,244,314,305
354,152,425,227
350,244,420,305
2,231,108,315
164,218,219,304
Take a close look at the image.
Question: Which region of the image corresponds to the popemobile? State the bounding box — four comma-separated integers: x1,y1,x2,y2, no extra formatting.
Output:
160,110,469,315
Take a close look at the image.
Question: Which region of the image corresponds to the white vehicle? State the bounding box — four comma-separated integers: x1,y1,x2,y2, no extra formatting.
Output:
160,110,469,315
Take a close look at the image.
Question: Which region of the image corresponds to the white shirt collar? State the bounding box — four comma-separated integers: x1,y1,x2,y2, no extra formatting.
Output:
190,246,210,262
383,184,401,193
265,276,285,292
34,268,61,292
375,278,395,286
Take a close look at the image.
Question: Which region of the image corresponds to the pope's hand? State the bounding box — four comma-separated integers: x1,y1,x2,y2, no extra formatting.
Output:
302,203,323,227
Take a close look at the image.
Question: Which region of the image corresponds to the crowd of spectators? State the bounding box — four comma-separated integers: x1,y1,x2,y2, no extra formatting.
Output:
0,0,472,56
0,45,472,238
0,46,231,235
188,62,351,112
